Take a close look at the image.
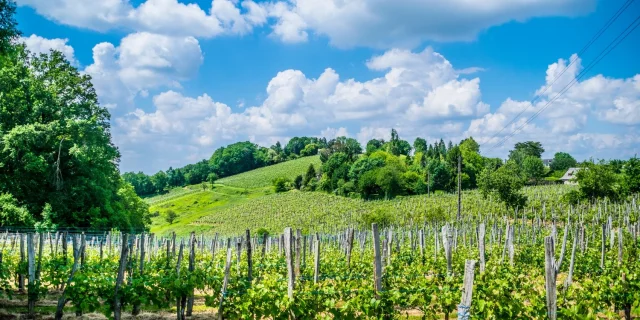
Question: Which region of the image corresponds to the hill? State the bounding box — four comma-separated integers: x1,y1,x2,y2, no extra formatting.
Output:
216,155,321,188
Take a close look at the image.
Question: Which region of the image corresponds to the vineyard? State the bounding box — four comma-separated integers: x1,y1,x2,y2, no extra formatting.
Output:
151,185,572,237
216,156,321,189
1,193,639,319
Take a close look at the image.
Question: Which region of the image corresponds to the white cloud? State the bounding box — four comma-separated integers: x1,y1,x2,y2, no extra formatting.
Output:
20,34,77,65
465,53,640,158
17,0,267,38
321,127,350,139
265,0,594,48
115,47,488,171
84,32,203,110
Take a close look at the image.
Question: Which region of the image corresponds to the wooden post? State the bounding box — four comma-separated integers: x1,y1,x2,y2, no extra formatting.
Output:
114,234,129,320
544,236,557,320
295,229,302,279
442,225,452,275
218,239,232,320
176,240,186,320
132,233,146,315
19,233,25,292
618,227,623,265
246,229,253,282
187,233,196,316
27,233,36,318
478,223,486,273
346,228,354,268
55,235,83,320
284,228,295,299
564,226,578,290
458,259,476,320
601,224,606,269
457,154,462,220
314,234,320,284
372,223,383,297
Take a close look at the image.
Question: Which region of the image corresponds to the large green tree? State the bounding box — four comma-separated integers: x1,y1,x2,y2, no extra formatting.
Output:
478,162,527,210
509,141,545,160
522,156,545,182
0,45,148,229
550,152,577,172
623,156,640,193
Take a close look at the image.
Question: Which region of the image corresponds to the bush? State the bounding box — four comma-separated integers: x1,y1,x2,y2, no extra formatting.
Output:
359,208,395,229
165,210,178,224
256,227,270,239
272,177,292,193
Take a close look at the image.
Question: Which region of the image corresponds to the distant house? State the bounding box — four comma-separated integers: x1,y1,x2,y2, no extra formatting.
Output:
543,159,553,167
560,168,581,185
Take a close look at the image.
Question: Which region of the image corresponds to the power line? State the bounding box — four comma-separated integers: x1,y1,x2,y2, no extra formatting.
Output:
480,0,637,147
487,13,640,152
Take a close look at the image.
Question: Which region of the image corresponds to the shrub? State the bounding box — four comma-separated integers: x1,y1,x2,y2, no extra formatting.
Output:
165,210,178,224
359,208,395,229
273,177,292,193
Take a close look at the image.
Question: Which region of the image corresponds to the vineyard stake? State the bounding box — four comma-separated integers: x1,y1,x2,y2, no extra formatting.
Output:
372,223,383,297
544,236,557,320
458,259,476,320
114,234,129,320
314,233,320,284
218,239,232,320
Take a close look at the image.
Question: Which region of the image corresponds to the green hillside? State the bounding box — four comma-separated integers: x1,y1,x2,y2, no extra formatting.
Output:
216,155,321,188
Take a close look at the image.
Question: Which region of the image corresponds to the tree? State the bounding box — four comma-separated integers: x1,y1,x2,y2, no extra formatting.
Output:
576,162,624,201
0,0,19,54
428,160,452,192
366,139,385,155
623,156,640,193
207,172,219,188
272,177,292,193
0,44,146,230
522,156,545,182
303,164,316,187
165,210,178,224
377,165,403,199
478,162,527,210
209,141,266,177
348,156,385,182
550,152,577,172
293,175,303,190
413,137,427,154
300,143,319,156
386,129,411,156
151,171,169,193
509,141,545,159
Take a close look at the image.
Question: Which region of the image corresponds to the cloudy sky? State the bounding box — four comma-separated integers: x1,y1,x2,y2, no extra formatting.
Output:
16,0,640,174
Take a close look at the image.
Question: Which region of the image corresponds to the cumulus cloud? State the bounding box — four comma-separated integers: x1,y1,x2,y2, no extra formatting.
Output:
115,47,488,171
263,0,594,47
17,0,267,38
20,34,77,65
465,53,640,158
84,32,203,110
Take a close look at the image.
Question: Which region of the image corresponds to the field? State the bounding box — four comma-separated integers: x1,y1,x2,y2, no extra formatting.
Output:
5,161,633,319
216,155,321,189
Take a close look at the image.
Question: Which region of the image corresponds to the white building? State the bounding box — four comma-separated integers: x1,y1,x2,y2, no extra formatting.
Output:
560,168,581,185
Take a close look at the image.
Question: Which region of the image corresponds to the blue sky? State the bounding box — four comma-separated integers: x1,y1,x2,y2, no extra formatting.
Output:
15,0,640,174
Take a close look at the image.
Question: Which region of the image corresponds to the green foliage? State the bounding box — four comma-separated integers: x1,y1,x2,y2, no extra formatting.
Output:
0,193,33,226
623,156,640,193
0,0,19,53
522,156,545,182
299,143,319,156
385,129,411,156
576,162,625,201
550,152,577,172
0,42,146,229
210,142,267,177
478,162,527,210
293,175,303,190
348,156,384,182
376,165,403,199
413,137,428,154
303,163,317,189
358,208,395,229
272,177,292,193
366,139,385,155
164,209,178,224
428,160,452,192
510,141,545,159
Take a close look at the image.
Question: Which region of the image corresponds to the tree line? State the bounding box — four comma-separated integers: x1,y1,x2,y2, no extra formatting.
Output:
0,1,148,230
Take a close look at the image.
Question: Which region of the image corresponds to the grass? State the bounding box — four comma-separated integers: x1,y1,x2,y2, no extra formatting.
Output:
148,184,271,236
216,155,321,188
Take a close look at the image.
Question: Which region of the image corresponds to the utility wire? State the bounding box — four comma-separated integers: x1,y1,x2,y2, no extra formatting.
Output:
480,0,637,147
487,13,640,151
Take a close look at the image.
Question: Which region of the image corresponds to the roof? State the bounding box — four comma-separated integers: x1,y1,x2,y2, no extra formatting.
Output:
560,168,581,181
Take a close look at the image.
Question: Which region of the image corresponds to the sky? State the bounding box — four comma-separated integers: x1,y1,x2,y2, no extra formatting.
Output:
15,0,640,174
